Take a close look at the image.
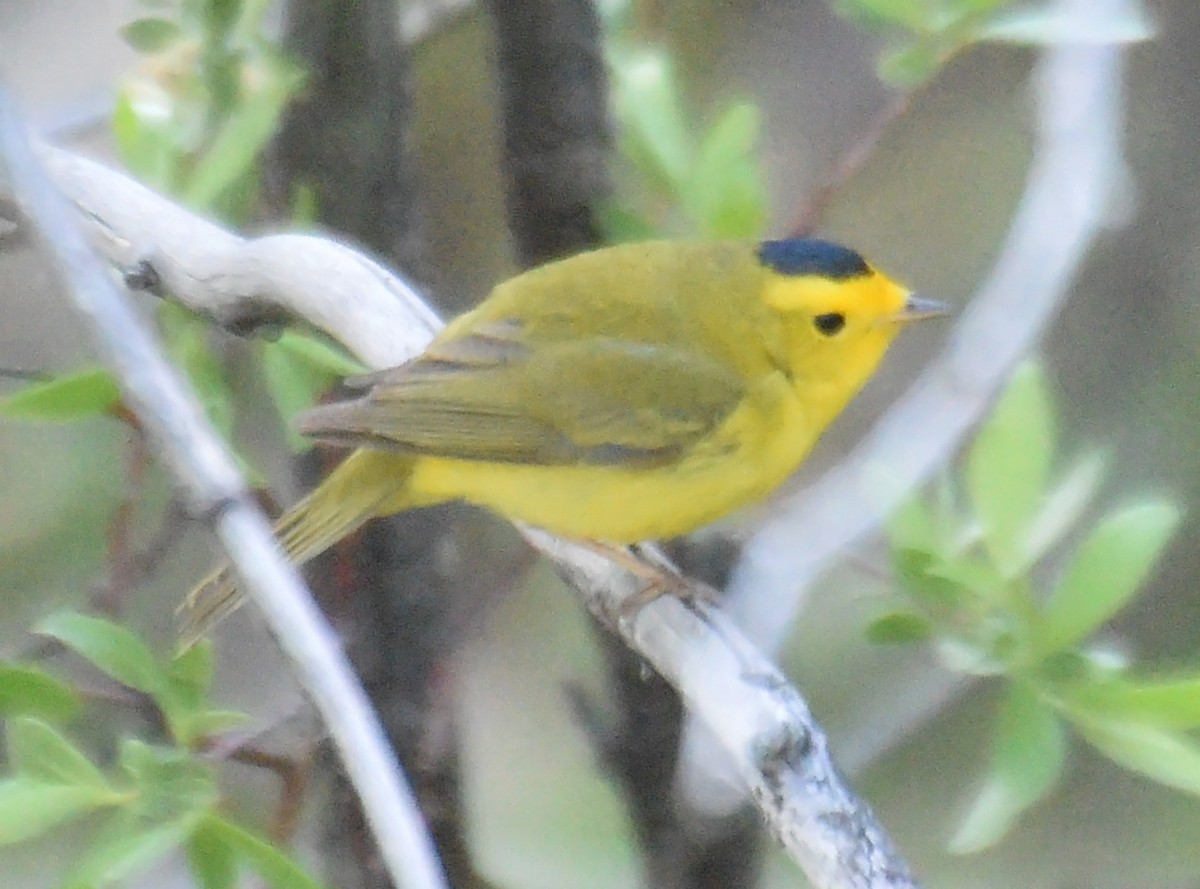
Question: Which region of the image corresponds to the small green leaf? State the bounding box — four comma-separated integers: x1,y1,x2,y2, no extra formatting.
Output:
120,17,184,53
36,612,162,696
159,641,217,744
1016,451,1107,570
9,718,111,790
832,0,929,29
1076,715,1200,797
979,4,1155,45
261,334,360,451
200,814,327,889
273,331,365,379
120,740,217,821
684,103,766,238
1066,676,1200,730
187,818,240,889
159,302,236,440
64,814,202,889
202,0,241,41
887,494,939,553
599,202,660,244
865,612,932,644
967,363,1056,573
178,709,252,741
0,778,117,845
893,549,968,609
610,47,692,192
0,368,121,422
0,665,79,721
111,89,180,190
184,57,306,210
1037,501,1181,654
877,41,946,89
950,683,1065,853
169,639,215,704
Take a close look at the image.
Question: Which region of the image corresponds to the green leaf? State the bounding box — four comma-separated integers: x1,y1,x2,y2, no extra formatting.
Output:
178,709,252,741
158,641,216,744
111,89,180,190
599,202,661,244
202,0,241,41
877,41,946,89
1016,450,1107,570
0,778,117,845
0,368,121,422
120,17,184,53
158,302,236,440
832,0,929,29
0,664,79,721
1076,715,1200,797
37,613,162,695
950,683,1065,853
979,4,1155,45
887,494,939,553
865,611,932,644
187,818,240,889
200,814,327,889
610,46,692,192
168,639,215,705
260,333,361,451
183,56,306,210
893,549,968,610
64,814,202,889
120,740,217,821
8,718,111,790
684,102,766,238
967,363,1056,573
1037,500,1181,654
1066,675,1200,730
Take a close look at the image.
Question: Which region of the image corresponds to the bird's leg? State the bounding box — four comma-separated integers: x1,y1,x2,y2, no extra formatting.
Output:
576,540,721,618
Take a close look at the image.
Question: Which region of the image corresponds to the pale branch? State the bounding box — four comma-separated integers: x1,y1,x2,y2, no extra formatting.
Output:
6,116,921,889
0,89,449,889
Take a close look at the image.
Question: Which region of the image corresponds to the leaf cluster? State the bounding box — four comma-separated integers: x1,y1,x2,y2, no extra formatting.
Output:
832,0,1153,87
0,614,320,889
878,363,1187,851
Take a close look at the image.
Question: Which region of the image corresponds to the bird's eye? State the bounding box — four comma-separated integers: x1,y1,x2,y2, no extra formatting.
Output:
813,312,846,336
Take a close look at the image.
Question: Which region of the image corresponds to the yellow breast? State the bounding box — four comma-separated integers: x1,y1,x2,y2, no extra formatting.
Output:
405,372,817,542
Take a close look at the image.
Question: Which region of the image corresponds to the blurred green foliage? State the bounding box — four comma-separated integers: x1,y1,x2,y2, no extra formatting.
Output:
832,0,1154,87
0,614,318,888
880,363,1188,851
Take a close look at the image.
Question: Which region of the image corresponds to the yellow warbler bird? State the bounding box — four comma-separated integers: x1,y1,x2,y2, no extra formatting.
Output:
183,238,944,639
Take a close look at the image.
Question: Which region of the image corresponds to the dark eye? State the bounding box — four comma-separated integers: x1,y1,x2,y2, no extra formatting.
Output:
813,312,846,336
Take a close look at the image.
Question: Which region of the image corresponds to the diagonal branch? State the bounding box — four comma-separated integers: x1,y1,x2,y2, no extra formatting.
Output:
0,89,449,889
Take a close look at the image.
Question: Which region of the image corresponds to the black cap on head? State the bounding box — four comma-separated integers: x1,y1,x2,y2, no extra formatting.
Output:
757,239,870,280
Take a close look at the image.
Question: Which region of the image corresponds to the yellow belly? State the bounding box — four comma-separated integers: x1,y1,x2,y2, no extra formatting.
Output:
405,379,818,542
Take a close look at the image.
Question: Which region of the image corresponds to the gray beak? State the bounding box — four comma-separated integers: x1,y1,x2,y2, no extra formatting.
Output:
898,294,951,322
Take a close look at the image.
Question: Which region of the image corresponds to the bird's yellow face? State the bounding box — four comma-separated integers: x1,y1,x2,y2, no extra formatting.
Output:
755,239,938,414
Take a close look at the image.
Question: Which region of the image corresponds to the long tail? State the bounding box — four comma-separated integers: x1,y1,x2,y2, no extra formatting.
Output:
179,450,417,645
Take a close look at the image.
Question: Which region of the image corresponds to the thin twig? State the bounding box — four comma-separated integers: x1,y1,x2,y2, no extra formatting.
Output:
789,92,913,237
0,87,449,889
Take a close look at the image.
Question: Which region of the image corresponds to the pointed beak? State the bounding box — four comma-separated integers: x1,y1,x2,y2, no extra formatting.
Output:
896,294,951,323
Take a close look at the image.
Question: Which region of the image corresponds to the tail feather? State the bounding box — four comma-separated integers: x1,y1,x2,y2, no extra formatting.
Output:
179,450,416,645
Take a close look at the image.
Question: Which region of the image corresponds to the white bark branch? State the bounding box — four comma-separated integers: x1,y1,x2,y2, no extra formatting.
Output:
0,91,449,889
4,114,921,889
